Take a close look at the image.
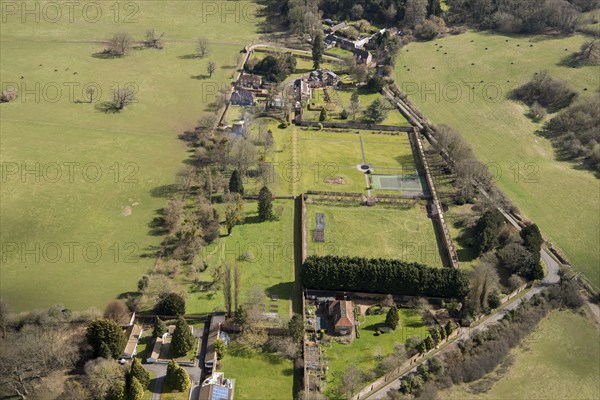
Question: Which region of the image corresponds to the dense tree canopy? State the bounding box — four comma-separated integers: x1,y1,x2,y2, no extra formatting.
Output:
86,319,127,359
473,209,505,256
154,292,186,316
302,255,469,298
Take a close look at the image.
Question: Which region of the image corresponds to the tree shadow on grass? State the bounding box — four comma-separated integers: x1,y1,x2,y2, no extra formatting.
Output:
557,54,581,68
178,54,200,60
91,51,122,60
242,215,263,225
266,282,293,301
95,101,121,113
263,352,285,365
191,74,209,80
150,184,179,198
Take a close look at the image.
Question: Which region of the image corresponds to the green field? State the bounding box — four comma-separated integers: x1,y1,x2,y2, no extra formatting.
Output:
0,1,264,311
396,31,600,286
307,204,443,267
183,201,295,319
220,344,294,400
323,308,427,397
440,310,600,400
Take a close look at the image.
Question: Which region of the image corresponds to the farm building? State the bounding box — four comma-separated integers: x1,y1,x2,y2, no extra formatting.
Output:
329,300,354,335
308,69,340,88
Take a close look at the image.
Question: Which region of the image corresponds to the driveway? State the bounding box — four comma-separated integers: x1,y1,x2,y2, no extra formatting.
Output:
143,324,207,400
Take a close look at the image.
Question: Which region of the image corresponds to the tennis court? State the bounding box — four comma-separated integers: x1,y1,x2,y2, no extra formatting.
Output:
371,174,428,196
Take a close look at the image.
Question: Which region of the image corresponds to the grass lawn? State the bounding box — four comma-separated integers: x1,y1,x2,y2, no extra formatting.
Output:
220,343,294,400
305,88,410,126
243,118,295,197
445,204,479,272
325,47,355,58
0,1,265,311
323,308,428,397
306,203,443,267
161,381,190,400
296,129,416,193
396,31,600,287
440,310,600,400
184,200,294,319
135,333,154,363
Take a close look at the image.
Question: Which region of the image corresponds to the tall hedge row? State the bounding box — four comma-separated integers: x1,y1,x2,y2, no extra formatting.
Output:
302,255,469,298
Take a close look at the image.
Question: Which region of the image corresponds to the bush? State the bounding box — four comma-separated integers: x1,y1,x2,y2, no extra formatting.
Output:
527,102,547,122
512,71,577,113
540,94,600,174
385,305,400,330
366,76,384,92
340,109,349,119
414,20,440,40
302,255,470,298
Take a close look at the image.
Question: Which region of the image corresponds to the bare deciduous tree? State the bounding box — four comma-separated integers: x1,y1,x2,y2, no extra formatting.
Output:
0,326,80,399
107,32,132,56
112,87,136,110
223,264,233,316
85,86,96,103
197,37,209,58
234,265,241,311
103,300,130,325
145,28,164,49
207,61,216,77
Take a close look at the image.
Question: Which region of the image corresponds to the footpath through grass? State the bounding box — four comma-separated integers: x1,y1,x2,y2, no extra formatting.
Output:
396,31,600,286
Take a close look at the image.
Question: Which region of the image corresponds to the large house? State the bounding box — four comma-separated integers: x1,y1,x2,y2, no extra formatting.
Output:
308,69,340,88
200,372,234,400
237,73,262,90
294,78,312,101
230,89,255,106
329,300,354,335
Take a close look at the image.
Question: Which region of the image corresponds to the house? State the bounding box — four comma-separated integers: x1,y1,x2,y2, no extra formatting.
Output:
294,78,312,101
230,89,255,106
268,96,286,109
354,48,373,65
329,21,346,33
237,73,262,90
200,372,235,400
308,69,340,88
121,324,143,359
329,300,354,335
